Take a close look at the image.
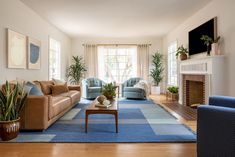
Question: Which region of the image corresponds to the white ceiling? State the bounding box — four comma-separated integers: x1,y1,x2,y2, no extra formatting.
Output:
21,0,212,38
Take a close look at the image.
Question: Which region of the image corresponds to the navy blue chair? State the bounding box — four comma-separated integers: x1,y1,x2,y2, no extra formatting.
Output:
197,96,235,157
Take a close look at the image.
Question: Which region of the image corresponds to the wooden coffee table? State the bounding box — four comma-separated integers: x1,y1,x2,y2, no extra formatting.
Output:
85,99,118,133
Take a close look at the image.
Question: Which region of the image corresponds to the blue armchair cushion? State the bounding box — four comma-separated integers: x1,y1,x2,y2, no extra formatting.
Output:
88,87,101,93
124,87,144,93
209,95,235,108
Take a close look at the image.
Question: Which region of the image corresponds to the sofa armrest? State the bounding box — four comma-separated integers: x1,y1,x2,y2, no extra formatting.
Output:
68,85,80,91
20,95,49,130
197,105,235,157
209,96,235,108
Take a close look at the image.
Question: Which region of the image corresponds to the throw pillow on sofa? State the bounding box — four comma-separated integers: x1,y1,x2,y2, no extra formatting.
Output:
25,81,44,96
51,83,69,95
52,78,66,85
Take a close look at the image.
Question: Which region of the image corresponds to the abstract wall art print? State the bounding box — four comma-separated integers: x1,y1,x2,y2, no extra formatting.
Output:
28,37,41,69
7,29,27,69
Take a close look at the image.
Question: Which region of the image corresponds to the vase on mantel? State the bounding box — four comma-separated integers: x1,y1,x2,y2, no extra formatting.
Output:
211,43,221,55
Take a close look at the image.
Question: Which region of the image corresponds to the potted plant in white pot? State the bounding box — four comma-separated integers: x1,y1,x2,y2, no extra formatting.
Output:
0,81,27,141
176,45,188,61
66,56,87,85
150,52,164,95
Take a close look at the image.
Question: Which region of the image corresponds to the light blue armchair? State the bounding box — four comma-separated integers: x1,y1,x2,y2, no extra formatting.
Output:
81,78,105,99
121,77,146,99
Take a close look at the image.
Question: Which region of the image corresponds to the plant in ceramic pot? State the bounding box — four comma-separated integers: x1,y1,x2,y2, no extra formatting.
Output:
66,56,87,85
150,52,164,95
0,81,28,141
101,83,117,100
176,45,188,60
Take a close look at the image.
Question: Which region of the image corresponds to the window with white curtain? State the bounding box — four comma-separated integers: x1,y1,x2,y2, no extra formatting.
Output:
168,41,178,86
97,46,137,83
49,38,61,80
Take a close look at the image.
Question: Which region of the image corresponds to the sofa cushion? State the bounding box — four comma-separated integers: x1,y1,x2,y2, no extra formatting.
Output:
25,81,44,96
49,96,71,119
39,81,54,95
60,90,81,105
52,78,66,85
88,87,101,93
124,87,144,93
51,83,69,95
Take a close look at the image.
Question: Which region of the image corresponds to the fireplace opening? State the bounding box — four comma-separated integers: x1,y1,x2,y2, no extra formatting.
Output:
183,75,205,107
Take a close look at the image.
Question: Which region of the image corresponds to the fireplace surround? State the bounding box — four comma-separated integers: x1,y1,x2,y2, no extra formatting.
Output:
179,56,225,106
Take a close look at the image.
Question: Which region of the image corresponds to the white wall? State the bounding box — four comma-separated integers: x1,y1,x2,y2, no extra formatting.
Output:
0,0,71,83
71,36,166,91
163,0,235,96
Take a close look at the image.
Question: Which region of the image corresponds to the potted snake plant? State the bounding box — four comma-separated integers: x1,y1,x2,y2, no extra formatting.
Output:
0,81,28,141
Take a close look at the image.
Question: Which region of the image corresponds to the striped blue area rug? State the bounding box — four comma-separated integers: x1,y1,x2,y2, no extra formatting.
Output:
7,99,196,143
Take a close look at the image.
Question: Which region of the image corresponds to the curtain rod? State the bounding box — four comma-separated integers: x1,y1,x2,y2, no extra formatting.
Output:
82,44,151,46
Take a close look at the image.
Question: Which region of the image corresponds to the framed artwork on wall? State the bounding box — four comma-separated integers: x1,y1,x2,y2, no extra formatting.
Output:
7,29,27,69
27,37,41,69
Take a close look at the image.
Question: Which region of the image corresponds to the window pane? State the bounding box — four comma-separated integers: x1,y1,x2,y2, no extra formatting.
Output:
49,38,61,80
168,41,177,86
98,46,137,83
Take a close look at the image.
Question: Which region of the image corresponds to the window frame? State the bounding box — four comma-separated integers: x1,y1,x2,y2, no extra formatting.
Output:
97,45,137,83
48,37,61,80
167,41,178,86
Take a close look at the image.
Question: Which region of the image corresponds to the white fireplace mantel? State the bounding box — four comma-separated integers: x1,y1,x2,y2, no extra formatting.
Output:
179,56,225,104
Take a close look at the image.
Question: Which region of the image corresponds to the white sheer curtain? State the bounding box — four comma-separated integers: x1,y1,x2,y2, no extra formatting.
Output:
137,44,150,81
84,44,98,77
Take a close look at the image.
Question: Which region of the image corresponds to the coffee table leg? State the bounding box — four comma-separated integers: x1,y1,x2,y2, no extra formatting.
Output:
85,112,88,133
115,112,118,133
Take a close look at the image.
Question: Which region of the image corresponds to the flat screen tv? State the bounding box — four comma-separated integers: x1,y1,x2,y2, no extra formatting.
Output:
188,18,217,56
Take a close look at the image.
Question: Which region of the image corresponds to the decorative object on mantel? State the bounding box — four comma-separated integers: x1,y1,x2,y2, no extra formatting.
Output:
0,81,28,141
200,35,221,56
7,29,27,69
200,35,213,56
28,37,41,69
211,36,221,56
166,86,179,101
176,45,188,61
66,56,87,85
150,52,164,95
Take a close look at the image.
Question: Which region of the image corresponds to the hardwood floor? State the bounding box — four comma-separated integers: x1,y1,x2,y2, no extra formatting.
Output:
0,95,197,157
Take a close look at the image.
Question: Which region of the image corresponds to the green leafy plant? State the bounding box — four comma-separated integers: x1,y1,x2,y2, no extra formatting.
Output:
213,36,221,43
101,83,117,100
66,56,87,85
200,35,213,46
167,86,179,94
0,81,28,121
150,52,164,86
175,45,188,58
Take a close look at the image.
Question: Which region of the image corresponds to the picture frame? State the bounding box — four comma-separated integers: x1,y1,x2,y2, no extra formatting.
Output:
27,37,41,69
7,29,27,69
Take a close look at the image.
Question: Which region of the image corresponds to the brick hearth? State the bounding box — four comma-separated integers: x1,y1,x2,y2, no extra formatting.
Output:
183,74,205,107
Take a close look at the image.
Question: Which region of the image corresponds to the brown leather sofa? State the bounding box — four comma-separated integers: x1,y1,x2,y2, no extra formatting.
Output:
20,81,81,130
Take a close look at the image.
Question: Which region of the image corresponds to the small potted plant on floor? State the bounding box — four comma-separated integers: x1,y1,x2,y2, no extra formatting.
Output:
167,86,179,101
150,52,164,95
0,81,28,141
66,56,87,85
101,83,117,100
176,45,188,60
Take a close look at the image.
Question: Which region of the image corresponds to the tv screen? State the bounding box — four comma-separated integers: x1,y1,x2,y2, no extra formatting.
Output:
189,18,216,56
